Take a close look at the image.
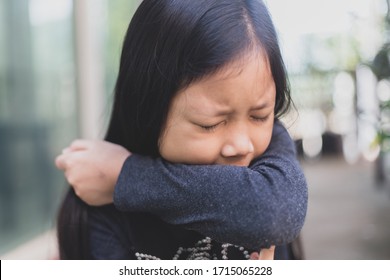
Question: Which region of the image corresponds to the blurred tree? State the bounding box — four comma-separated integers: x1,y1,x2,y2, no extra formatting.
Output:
371,0,390,81
371,0,390,142
371,44,390,80
369,0,390,183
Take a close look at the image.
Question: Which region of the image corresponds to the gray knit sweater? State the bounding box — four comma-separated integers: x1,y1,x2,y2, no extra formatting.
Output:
111,120,308,251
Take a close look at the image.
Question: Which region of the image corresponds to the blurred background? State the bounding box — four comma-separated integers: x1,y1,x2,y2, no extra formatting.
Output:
0,0,389,259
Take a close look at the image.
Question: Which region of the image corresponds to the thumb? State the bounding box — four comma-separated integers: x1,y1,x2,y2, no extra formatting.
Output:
250,252,259,260
258,246,275,260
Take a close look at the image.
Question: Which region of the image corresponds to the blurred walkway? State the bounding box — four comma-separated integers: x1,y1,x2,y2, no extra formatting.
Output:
300,156,390,260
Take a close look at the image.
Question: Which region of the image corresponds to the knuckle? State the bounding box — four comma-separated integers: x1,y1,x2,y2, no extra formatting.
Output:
66,173,79,187
74,188,83,199
55,156,63,169
67,176,76,186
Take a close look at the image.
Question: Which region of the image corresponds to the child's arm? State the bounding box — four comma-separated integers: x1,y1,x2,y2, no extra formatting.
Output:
56,121,307,250
112,120,307,250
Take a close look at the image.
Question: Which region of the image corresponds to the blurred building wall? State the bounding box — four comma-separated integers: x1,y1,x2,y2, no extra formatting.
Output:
0,0,78,256
0,0,140,258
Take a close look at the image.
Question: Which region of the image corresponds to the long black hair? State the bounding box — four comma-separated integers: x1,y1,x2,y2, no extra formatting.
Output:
57,0,292,259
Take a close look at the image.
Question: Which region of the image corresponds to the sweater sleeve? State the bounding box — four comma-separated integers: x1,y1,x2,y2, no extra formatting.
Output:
113,120,308,250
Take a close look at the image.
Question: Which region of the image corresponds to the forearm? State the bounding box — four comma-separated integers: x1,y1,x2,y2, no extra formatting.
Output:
113,121,308,250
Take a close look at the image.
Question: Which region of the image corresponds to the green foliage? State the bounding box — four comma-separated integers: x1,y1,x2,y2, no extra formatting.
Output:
371,43,390,80
369,0,390,151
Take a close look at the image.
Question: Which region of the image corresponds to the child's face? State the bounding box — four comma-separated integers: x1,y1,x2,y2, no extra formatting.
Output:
159,52,276,166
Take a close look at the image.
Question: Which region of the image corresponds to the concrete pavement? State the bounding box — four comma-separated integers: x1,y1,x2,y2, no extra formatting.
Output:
300,156,390,259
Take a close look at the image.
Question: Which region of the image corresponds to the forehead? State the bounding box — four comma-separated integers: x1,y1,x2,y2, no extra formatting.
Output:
171,50,275,114
182,51,273,100
198,51,273,85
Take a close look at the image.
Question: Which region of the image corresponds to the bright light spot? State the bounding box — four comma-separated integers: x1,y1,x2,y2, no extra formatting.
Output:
333,72,355,111
298,109,327,139
303,135,323,158
342,133,360,164
377,79,390,102
356,65,378,114
359,122,380,162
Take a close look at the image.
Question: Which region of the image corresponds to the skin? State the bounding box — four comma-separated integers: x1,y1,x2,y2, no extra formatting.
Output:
55,50,276,259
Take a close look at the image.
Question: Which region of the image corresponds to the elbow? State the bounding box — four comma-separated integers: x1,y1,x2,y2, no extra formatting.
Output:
251,215,301,249
270,203,307,245
245,204,306,249
269,176,308,245
246,179,308,248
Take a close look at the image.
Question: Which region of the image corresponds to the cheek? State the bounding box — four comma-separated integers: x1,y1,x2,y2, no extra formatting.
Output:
161,140,221,164
159,125,221,164
252,122,274,158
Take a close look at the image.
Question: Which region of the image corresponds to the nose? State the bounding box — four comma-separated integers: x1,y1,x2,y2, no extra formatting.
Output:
221,125,254,158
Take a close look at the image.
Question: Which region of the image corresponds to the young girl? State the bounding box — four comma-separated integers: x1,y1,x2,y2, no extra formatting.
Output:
55,0,307,260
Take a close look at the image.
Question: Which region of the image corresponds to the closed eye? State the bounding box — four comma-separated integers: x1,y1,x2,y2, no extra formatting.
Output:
198,121,225,132
251,114,270,122
199,124,218,131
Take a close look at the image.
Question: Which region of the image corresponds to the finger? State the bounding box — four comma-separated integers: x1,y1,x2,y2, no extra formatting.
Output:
69,139,91,151
55,154,67,170
249,252,259,260
258,246,275,260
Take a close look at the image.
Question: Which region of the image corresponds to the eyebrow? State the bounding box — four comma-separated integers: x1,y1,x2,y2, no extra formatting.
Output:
209,102,270,117
250,102,270,111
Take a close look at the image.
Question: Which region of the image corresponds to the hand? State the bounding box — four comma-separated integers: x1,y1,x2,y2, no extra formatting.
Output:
250,246,275,260
55,139,131,206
